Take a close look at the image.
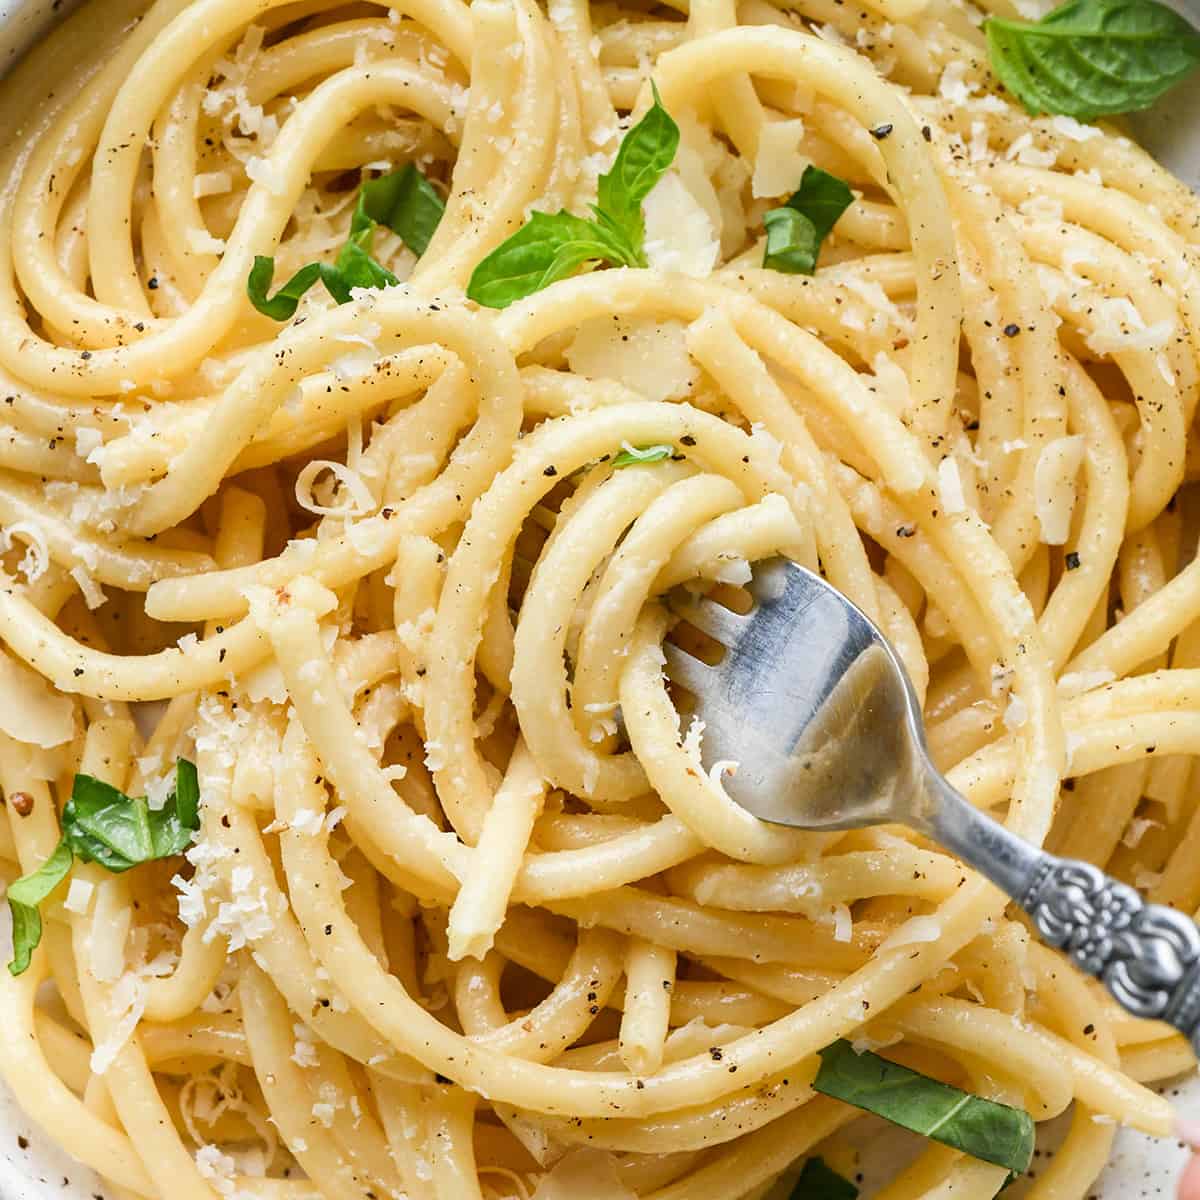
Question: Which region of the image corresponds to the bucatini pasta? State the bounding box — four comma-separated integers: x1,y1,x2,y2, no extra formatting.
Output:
0,0,1198,1195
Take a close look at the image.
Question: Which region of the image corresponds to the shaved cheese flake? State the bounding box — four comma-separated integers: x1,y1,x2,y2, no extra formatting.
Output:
69,564,106,610
1049,115,1101,142
566,316,699,404
1034,435,1086,544
1,520,49,582
1003,692,1028,730
531,1149,637,1200
294,460,376,518
707,759,739,796
879,914,942,952
244,155,286,195
64,877,95,915
1086,298,1174,355
91,972,145,1074
1122,817,1162,849
642,172,719,278
752,118,809,198
0,652,75,747
194,171,233,198
937,457,967,515
712,556,752,586
829,902,852,943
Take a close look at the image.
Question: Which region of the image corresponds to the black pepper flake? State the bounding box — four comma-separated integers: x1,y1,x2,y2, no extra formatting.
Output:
1083,1023,1095,1036
870,123,893,140
1064,551,1081,570
543,465,558,477
680,434,696,446
73,667,85,677
921,125,932,142
1003,323,1020,337
17,1136,28,1150
79,350,92,360
896,525,916,538
147,277,159,290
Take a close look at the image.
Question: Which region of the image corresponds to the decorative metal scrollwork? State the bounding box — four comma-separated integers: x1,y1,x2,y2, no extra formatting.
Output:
1021,857,1200,1052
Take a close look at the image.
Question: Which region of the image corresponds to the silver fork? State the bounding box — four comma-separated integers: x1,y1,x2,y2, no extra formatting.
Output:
665,557,1200,1053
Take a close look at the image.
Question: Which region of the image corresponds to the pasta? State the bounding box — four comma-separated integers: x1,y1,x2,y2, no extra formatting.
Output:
0,0,1197,1194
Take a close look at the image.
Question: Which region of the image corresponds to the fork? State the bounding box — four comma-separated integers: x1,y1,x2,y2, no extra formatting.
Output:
664,557,1200,1052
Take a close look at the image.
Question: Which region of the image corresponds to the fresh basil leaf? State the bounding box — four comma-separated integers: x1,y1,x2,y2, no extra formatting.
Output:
612,443,674,467
467,211,633,309
6,841,73,977
175,758,201,832
596,81,680,257
763,207,821,275
785,166,855,243
985,0,1200,119
5,760,201,977
788,1157,858,1200
247,256,323,320
467,84,679,305
814,1041,1035,1175
62,760,201,873
762,166,853,275
325,236,400,303
355,163,445,256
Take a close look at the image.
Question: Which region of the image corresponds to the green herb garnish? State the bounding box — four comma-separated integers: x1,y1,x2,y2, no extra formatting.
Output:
788,1157,858,1199
612,443,674,467
762,166,853,276
813,1040,1035,1175
466,84,679,308
7,759,201,977
985,0,1200,119
247,164,445,319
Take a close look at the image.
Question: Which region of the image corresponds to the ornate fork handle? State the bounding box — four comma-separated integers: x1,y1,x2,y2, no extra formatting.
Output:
923,772,1200,1054
1021,856,1200,1050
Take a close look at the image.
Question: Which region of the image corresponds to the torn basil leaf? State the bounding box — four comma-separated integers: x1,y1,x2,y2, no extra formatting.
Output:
813,1040,1035,1175
6,842,73,977
985,0,1200,119
354,162,445,256
762,166,853,275
788,1157,858,1200
464,212,636,310
248,164,442,319
467,84,678,308
246,257,324,321
612,443,673,467
595,81,680,250
7,759,201,976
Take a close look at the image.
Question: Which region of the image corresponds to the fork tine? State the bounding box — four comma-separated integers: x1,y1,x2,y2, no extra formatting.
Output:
663,642,713,696
665,591,747,644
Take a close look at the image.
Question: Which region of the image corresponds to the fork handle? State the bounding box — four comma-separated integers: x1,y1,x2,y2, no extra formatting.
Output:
924,771,1200,1054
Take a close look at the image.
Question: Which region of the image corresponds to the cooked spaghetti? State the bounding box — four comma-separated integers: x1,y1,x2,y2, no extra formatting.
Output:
0,0,1197,1196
